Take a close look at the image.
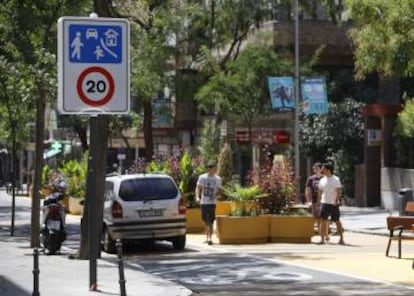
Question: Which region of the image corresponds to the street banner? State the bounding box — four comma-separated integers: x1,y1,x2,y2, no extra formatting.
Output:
152,96,173,128
268,77,295,112
301,77,328,115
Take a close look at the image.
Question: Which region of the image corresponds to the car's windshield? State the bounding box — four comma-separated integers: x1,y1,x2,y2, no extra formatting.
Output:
118,177,178,201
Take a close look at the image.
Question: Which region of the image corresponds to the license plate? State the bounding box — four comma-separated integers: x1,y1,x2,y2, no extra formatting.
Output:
137,209,164,218
47,220,61,230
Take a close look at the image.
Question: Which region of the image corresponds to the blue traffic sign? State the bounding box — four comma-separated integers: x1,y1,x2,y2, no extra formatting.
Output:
69,24,122,64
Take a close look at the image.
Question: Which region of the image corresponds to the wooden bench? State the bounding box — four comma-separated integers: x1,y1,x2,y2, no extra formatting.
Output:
386,216,414,258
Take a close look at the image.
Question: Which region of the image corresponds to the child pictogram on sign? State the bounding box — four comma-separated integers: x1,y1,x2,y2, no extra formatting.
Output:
94,45,104,60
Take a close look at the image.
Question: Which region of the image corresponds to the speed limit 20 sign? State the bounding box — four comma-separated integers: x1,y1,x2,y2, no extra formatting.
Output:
58,17,130,115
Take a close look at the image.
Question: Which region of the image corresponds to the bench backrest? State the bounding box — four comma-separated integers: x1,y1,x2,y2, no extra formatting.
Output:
406,201,414,213
387,216,414,230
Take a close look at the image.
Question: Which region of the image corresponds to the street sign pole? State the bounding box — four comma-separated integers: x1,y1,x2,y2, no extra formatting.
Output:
294,0,301,203
87,115,101,291
87,13,110,292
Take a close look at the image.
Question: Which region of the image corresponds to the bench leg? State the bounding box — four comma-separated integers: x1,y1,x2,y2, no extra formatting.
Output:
398,239,402,259
386,238,392,257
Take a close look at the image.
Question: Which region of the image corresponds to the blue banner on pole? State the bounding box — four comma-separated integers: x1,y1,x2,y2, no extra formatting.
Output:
301,77,328,115
268,77,295,112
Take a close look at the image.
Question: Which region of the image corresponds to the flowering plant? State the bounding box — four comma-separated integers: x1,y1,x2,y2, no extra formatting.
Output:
246,158,295,214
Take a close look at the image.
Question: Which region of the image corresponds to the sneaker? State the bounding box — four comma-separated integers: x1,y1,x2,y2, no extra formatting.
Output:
208,240,213,245
338,240,345,245
325,235,330,242
316,241,325,245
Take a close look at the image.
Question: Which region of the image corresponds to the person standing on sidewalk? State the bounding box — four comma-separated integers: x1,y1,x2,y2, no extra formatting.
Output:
317,163,345,245
305,162,328,240
195,160,222,245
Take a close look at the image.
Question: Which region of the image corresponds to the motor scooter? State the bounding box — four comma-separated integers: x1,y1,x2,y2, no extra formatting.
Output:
41,189,67,255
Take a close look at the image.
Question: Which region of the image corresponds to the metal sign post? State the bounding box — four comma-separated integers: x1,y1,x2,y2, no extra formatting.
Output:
294,0,301,203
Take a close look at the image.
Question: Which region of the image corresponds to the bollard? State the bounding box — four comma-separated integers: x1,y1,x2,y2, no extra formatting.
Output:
32,248,40,296
116,239,127,296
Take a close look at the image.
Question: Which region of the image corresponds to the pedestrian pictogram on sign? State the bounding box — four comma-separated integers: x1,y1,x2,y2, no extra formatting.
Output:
58,17,130,115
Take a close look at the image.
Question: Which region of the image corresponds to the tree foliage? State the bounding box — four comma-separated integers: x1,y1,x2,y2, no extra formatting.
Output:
198,119,220,166
301,98,364,157
301,98,364,197
217,143,233,189
346,0,414,78
396,99,414,138
0,57,35,149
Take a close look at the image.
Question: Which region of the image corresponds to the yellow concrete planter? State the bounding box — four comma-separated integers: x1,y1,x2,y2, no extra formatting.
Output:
186,208,205,233
216,215,270,244
269,215,314,243
68,197,84,215
215,201,231,216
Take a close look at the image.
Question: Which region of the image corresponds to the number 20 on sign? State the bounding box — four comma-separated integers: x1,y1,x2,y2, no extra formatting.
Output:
57,17,130,115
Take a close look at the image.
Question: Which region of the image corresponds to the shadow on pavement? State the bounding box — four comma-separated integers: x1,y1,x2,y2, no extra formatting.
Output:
0,275,31,296
121,241,199,257
0,224,31,241
122,252,414,296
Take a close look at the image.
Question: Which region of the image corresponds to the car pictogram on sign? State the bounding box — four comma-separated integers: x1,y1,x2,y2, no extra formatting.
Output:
86,28,98,39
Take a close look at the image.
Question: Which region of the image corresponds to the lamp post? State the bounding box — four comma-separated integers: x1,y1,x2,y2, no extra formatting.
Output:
294,0,301,203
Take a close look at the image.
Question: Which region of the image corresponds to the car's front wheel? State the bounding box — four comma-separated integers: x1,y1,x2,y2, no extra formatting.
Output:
172,235,186,250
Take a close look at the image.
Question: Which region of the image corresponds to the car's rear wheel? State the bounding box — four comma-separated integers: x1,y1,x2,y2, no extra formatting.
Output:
102,227,117,254
172,235,186,250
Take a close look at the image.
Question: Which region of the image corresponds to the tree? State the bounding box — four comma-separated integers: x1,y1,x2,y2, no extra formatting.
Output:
196,45,293,168
346,0,414,79
0,57,35,154
395,99,414,168
198,119,220,167
300,98,364,197
112,0,187,161
217,143,233,189
112,1,290,162
0,0,89,246
0,57,36,235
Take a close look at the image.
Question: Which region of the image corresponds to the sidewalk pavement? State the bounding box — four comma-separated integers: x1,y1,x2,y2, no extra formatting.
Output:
340,206,392,236
1,189,413,295
0,190,192,296
0,237,192,296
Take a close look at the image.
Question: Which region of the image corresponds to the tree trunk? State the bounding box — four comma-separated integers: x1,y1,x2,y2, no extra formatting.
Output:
143,99,154,162
30,83,45,248
78,116,108,259
248,123,253,171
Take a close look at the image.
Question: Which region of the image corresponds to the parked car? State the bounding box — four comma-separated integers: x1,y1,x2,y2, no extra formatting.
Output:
102,173,187,253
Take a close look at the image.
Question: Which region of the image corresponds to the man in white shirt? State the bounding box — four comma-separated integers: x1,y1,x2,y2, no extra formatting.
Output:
195,160,222,245
317,163,344,245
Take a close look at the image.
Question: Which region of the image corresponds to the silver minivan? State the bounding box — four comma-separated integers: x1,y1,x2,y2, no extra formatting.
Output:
102,173,186,253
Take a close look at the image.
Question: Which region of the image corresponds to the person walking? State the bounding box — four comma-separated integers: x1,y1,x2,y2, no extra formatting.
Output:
317,163,344,245
195,160,222,245
305,162,328,240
